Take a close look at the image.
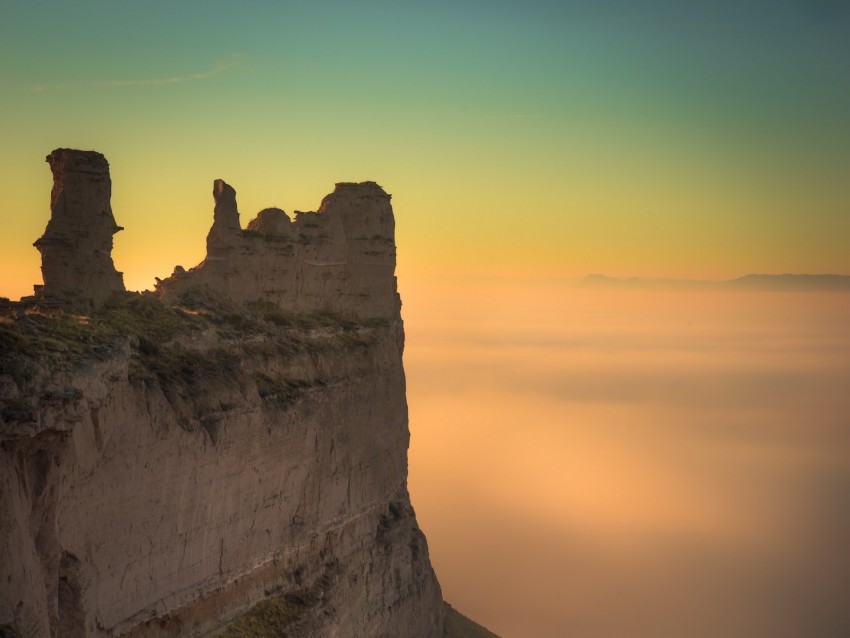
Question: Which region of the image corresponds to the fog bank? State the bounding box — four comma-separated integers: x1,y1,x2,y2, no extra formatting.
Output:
404,280,850,638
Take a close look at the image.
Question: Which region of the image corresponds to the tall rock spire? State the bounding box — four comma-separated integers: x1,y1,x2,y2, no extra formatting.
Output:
205,179,242,261
34,149,125,307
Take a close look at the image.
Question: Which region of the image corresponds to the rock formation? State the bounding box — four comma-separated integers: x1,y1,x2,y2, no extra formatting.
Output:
0,150,492,637
157,178,399,319
33,149,125,307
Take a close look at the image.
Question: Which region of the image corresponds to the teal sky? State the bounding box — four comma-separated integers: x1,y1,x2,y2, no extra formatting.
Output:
1,0,849,296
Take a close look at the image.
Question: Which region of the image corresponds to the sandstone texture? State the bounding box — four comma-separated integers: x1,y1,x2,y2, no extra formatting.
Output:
0,150,486,637
33,149,125,308
157,178,399,319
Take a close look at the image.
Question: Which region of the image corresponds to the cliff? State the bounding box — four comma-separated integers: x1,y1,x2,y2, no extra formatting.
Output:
0,150,483,637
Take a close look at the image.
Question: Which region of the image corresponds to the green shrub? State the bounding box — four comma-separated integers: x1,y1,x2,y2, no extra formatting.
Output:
218,589,319,638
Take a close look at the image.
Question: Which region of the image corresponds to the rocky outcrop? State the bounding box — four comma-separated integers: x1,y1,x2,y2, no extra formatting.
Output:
157,179,399,319
0,150,453,637
33,149,125,308
0,308,442,637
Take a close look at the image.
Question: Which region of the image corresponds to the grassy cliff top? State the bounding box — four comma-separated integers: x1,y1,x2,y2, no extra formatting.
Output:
0,290,391,426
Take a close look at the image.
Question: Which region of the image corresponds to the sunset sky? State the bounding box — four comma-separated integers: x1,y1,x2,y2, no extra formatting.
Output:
2,3,850,637
1,0,849,299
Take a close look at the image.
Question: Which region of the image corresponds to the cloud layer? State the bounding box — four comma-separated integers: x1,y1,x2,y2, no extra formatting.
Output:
31,53,245,93
405,282,850,638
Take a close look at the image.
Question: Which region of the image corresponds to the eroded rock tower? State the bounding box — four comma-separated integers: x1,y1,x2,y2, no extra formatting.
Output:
33,149,124,307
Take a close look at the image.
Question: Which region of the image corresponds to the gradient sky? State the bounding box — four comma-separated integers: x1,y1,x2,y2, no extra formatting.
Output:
1,0,849,298
2,4,850,637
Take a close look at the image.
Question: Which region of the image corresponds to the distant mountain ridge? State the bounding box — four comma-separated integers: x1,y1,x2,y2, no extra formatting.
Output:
579,274,850,291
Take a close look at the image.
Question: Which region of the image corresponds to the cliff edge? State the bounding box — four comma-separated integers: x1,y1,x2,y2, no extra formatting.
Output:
0,150,494,637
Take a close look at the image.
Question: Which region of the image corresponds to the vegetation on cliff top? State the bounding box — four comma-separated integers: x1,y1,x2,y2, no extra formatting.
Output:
0,290,390,424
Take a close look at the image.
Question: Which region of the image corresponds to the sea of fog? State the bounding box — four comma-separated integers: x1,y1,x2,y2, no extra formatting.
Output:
403,278,850,638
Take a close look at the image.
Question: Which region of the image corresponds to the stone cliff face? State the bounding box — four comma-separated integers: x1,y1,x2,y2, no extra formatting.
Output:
0,151,449,637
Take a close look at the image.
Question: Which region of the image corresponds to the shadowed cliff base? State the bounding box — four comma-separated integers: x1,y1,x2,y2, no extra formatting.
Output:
215,589,498,637
0,150,482,637
443,604,500,638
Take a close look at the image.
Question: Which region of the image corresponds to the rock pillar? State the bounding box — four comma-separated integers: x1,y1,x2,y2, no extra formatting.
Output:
34,149,125,307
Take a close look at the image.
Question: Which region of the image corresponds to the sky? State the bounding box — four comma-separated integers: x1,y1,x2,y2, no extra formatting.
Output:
1,0,849,300
2,2,850,636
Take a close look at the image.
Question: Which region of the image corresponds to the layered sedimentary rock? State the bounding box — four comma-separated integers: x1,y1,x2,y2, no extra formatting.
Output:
157,178,399,319
33,149,125,307
0,150,450,637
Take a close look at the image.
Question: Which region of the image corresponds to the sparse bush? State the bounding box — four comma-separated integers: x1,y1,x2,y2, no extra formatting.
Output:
252,372,314,406
218,588,319,638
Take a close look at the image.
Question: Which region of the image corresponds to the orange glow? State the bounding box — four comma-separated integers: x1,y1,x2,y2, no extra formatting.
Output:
405,280,850,638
